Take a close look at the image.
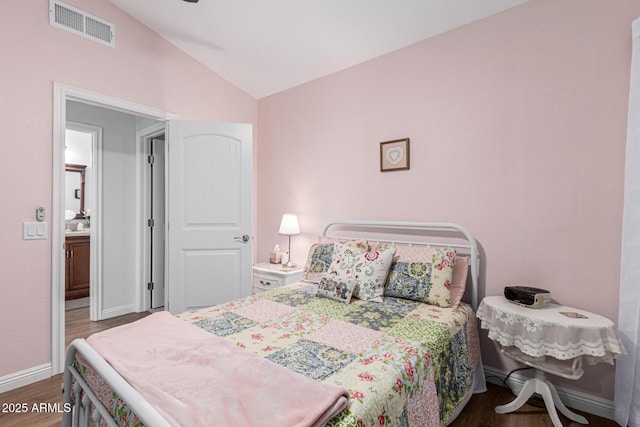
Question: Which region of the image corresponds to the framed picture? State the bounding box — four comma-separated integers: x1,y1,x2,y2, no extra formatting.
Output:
380,138,410,172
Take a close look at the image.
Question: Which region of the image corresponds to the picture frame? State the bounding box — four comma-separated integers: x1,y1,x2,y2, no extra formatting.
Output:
380,138,410,172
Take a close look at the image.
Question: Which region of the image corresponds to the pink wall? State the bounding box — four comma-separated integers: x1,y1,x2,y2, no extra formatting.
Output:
2,0,637,407
0,0,256,376
257,0,640,401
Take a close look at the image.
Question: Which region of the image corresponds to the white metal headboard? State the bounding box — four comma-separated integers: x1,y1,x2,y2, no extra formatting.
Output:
321,221,480,309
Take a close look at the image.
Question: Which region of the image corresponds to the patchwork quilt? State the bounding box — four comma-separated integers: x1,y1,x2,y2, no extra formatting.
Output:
76,283,481,427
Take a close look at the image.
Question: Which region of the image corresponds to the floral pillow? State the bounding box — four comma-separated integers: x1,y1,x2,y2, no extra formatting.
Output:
317,242,396,304
316,244,360,303
351,246,396,303
385,246,456,307
303,239,368,284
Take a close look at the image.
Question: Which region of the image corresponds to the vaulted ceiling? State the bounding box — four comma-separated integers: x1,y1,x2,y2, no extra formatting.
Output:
106,0,530,99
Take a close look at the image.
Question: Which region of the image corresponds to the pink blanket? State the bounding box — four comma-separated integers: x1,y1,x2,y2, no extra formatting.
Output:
86,312,349,427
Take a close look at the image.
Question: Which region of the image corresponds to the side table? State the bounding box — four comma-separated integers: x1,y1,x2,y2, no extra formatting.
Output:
477,296,626,427
252,263,303,294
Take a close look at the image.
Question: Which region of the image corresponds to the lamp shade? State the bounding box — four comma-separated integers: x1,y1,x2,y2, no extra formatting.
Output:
278,213,300,236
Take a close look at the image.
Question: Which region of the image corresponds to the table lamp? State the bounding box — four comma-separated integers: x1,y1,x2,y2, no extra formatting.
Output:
278,213,300,269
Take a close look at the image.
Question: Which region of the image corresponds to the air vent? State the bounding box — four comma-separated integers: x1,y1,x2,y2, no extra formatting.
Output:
49,0,115,47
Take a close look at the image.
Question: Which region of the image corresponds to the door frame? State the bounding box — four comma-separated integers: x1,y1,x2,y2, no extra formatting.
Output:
136,123,168,311
52,82,177,374
65,121,102,322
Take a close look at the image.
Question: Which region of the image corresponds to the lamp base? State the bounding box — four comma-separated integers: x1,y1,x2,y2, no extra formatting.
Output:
281,261,297,269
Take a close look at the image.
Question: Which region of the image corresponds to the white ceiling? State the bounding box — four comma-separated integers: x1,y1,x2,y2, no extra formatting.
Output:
106,0,530,99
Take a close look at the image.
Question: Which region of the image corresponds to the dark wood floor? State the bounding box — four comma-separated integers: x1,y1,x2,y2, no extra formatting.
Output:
0,308,620,426
0,307,150,427
449,383,619,427
64,306,151,349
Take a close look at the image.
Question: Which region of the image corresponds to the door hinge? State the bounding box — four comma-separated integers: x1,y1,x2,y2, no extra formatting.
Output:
147,282,154,290
148,155,155,164
148,218,155,227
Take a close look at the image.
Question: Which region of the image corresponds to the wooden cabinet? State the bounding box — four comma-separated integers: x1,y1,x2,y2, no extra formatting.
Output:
65,234,90,300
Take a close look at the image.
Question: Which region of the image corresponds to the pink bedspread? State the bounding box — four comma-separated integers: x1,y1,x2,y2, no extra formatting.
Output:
86,311,349,427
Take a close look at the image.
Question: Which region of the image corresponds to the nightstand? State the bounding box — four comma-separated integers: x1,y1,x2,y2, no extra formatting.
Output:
477,296,626,427
252,263,304,294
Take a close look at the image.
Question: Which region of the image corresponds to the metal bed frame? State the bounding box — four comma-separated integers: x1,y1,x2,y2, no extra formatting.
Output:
62,220,483,426
62,339,171,427
322,221,480,309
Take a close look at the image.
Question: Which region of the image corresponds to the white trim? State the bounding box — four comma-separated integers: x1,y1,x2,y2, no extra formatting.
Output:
484,365,615,421
100,304,139,320
0,364,52,394
57,83,177,120
52,82,177,375
52,83,66,376
66,122,103,322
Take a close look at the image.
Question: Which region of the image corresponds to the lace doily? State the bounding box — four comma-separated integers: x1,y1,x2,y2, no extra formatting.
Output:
477,296,626,365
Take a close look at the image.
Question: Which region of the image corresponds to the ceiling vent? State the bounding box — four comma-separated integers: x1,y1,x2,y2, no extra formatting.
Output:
49,0,115,48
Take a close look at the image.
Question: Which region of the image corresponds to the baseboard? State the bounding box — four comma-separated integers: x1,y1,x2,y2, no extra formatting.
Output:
66,296,90,311
101,304,137,320
484,366,615,421
0,363,52,394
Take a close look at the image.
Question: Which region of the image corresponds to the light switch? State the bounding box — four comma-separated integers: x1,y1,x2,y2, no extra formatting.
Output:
23,222,47,240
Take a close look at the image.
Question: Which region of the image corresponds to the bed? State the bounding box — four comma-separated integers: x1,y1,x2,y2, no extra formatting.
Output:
62,221,486,427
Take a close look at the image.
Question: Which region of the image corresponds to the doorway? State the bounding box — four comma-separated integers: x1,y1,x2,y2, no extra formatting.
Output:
140,126,167,310
63,124,97,313
52,84,254,376
149,136,166,309
65,101,167,320
52,83,176,374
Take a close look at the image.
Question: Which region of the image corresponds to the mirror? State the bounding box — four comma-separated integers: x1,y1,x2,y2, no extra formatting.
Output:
65,163,86,219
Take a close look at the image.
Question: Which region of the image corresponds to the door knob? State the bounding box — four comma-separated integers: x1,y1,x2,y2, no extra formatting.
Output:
234,234,250,243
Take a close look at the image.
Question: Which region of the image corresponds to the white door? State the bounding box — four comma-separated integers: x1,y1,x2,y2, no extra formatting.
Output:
167,121,253,314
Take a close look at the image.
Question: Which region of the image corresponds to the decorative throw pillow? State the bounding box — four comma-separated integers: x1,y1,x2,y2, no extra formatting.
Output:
351,245,396,303
450,255,470,307
317,242,395,304
367,241,392,252
303,239,368,283
316,243,361,303
385,246,456,307
319,236,380,255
